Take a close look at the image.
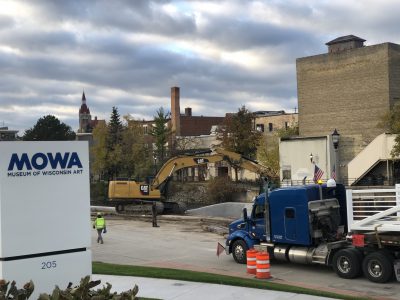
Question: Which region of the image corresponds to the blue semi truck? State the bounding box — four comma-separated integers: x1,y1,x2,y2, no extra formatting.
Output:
225,181,400,283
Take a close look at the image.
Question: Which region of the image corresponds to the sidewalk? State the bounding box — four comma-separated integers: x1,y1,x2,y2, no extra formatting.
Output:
93,275,334,300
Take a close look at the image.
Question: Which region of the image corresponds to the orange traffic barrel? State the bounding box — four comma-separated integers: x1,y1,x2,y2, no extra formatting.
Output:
246,248,258,274
256,251,271,279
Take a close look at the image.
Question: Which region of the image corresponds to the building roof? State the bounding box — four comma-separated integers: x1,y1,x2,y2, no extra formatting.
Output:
180,116,225,136
253,110,286,117
326,35,366,45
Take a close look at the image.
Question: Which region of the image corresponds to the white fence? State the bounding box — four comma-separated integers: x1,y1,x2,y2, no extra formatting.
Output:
346,184,400,232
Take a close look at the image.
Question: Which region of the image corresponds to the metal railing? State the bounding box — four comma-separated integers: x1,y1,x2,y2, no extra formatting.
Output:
346,184,400,232
281,176,400,188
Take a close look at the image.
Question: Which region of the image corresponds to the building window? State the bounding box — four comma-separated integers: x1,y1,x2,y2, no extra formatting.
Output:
282,169,291,180
256,124,264,132
268,123,273,132
143,125,148,135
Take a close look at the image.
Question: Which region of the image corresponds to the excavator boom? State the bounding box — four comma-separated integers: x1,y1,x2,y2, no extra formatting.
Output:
151,148,269,188
108,148,270,213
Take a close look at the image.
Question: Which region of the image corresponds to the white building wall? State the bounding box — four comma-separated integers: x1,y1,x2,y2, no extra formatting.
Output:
279,136,334,184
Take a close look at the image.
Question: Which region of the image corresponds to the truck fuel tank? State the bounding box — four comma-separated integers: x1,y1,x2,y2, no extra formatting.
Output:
273,245,325,265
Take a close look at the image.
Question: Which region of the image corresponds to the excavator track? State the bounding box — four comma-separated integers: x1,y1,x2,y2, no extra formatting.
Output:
113,201,186,215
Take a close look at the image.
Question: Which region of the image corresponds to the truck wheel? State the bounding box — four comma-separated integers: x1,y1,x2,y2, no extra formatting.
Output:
116,204,124,213
332,248,362,279
362,251,393,283
232,240,248,264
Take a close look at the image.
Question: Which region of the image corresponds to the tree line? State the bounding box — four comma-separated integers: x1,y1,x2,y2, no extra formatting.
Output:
20,105,302,181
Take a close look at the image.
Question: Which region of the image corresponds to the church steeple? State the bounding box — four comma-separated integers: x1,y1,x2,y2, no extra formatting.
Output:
79,90,92,132
79,91,90,114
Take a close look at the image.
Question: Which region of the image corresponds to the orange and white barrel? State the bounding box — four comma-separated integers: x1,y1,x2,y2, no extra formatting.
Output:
246,249,258,274
256,251,271,279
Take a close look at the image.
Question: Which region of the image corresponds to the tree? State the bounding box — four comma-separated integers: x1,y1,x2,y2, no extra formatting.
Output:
221,106,261,157
91,112,153,181
107,106,123,149
257,123,299,181
378,103,400,157
121,116,153,178
276,124,299,139
23,115,76,141
220,106,261,180
150,107,172,165
90,122,108,180
104,107,124,179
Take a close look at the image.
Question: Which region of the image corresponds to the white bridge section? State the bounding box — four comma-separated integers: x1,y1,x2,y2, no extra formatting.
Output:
347,133,395,185
346,184,400,232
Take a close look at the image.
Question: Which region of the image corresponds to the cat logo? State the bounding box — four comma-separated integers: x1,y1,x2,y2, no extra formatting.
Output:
140,184,150,195
193,158,209,164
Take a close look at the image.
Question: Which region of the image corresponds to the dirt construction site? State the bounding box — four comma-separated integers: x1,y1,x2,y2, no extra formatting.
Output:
92,203,400,300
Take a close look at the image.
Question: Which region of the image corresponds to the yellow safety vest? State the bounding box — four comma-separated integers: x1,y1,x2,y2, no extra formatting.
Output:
94,217,105,229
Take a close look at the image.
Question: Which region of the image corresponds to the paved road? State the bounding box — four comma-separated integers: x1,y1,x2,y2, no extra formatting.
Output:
91,218,399,300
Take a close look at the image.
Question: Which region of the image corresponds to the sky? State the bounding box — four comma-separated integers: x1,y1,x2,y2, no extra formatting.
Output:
1,0,400,135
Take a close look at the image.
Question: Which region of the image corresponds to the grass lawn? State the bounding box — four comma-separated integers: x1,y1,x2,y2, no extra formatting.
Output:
93,262,371,300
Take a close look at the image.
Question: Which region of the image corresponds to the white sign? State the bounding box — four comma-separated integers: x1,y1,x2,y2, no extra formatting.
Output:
0,141,91,297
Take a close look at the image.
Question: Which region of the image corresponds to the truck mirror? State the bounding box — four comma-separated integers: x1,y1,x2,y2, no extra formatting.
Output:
242,207,248,221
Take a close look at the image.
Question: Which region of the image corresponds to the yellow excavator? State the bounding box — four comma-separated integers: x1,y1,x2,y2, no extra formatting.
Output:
108,148,270,213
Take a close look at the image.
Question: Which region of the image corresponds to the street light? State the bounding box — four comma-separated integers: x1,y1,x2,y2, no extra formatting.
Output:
332,128,340,150
153,154,158,174
331,129,340,182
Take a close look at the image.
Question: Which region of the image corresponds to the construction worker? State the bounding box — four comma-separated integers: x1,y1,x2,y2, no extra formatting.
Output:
93,212,106,244
152,202,159,227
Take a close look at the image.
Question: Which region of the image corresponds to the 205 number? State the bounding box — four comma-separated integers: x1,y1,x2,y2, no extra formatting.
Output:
41,261,57,269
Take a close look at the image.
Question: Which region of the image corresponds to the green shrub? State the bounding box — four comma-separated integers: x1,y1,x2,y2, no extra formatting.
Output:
90,181,109,203
0,276,138,300
206,176,246,203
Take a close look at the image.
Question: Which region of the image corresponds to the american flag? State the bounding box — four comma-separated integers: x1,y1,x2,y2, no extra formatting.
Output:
313,164,324,182
331,164,337,180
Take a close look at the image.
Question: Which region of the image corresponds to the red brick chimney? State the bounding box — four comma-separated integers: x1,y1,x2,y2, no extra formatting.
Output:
184,107,192,116
171,87,181,136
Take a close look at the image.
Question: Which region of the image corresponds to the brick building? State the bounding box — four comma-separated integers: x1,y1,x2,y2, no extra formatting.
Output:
76,92,105,148
78,91,105,134
170,87,225,138
254,111,298,134
169,87,226,181
297,35,400,182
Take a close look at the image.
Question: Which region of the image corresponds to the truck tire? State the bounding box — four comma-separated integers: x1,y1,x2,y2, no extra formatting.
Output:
362,251,394,283
232,240,248,264
332,248,362,279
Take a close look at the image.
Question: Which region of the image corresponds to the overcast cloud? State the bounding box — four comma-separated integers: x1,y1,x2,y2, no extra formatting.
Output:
0,0,399,134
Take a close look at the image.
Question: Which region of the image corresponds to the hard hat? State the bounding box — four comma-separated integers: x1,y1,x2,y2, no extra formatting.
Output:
97,212,102,216
327,178,337,188
317,179,323,185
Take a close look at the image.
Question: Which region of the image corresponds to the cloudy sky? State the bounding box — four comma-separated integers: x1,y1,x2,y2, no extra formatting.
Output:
1,0,399,134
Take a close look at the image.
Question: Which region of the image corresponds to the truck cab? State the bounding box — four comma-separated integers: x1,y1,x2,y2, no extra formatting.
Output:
226,183,400,283
226,194,267,263
226,183,347,264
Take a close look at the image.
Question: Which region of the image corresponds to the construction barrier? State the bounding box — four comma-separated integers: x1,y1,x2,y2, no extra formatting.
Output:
246,248,257,274
256,251,271,279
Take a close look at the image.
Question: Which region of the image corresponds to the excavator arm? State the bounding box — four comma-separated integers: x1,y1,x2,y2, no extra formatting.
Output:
151,148,270,189
108,148,271,213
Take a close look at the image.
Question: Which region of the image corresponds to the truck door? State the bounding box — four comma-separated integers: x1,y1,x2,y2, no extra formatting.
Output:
284,207,297,240
251,203,266,240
